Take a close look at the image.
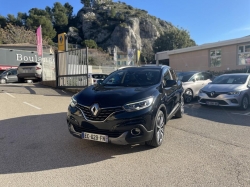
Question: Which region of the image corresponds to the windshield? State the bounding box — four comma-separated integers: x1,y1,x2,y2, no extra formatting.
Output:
211,75,248,84
19,62,38,66
176,72,197,82
102,68,161,87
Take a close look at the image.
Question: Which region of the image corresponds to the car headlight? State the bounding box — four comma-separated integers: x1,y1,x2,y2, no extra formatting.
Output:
228,91,240,95
70,97,77,107
123,97,154,112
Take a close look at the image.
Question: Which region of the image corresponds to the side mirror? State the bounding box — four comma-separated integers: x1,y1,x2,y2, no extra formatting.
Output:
165,80,177,88
97,80,103,85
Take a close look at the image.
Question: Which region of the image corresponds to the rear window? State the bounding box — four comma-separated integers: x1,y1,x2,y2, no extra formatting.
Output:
19,62,38,66
92,74,108,79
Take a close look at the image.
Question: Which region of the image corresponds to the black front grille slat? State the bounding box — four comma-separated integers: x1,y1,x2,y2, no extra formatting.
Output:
73,125,123,138
200,99,228,105
76,105,123,121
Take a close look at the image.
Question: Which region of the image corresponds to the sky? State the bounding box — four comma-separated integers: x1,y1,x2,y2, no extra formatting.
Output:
0,0,249,45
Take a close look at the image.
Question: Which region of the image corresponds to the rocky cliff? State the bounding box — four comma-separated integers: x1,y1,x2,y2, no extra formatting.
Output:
76,1,175,57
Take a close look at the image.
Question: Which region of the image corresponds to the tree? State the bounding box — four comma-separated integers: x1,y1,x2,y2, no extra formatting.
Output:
64,3,73,19
6,14,17,25
81,0,91,7
52,2,68,27
82,39,97,48
0,23,49,44
0,15,7,28
26,8,56,40
110,7,116,18
16,12,28,26
153,28,196,53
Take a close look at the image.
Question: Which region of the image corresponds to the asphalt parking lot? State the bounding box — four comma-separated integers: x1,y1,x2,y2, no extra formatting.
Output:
0,83,250,187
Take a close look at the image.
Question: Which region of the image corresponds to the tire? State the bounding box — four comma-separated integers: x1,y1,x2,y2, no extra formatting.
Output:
175,96,184,118
0,79,7,84
241,95,249,110
184,88,193,103
146,109,166,147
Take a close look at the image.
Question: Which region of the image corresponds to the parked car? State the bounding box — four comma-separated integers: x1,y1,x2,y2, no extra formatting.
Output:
0,65,18,75
0,68,18,84
17,62,42,82
88,73,108,85
176,71,213,103
198,73,250,110
67,65,184,147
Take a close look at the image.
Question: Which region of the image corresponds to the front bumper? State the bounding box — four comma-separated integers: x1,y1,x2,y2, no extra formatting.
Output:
198,92,241,107
67,105,155,145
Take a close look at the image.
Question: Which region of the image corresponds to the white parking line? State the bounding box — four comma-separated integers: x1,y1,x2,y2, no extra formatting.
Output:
23,102,41,110
5,92,15,98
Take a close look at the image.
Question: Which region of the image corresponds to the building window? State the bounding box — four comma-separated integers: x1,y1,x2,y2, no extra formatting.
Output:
238,44,250,65
210,49,221,67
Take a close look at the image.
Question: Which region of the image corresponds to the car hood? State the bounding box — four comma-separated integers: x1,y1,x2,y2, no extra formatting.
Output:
75,84,159,107
202,84,246,92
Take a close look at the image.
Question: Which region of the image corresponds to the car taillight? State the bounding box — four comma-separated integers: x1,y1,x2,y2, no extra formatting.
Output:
36,67,41,70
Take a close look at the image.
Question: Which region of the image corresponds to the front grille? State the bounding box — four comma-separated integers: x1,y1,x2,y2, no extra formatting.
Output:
76,104,124,121
200,99,228,105
204,91,228,98
72,124,123,138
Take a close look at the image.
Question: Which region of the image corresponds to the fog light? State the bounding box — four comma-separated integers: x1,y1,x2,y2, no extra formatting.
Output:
230,99,238,103
131,128,141,136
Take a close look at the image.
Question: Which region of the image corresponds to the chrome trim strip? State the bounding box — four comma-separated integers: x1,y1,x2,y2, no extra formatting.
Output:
77,103,123,110
75,106,124,123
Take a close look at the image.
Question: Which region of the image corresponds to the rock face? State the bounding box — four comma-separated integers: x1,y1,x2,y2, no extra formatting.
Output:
67,27,82,43
77,1,174,54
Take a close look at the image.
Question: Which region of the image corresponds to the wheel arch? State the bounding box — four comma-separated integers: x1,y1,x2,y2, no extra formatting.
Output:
158,104,167,124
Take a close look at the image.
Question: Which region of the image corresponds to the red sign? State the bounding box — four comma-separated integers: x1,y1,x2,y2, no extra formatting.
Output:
36,25,43,57
0,65,18,70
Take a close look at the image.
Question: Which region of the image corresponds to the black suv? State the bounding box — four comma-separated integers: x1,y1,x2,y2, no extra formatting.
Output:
67,65,184,147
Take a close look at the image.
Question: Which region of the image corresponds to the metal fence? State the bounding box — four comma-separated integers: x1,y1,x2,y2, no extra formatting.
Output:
42,56,56,81
56,48,88,88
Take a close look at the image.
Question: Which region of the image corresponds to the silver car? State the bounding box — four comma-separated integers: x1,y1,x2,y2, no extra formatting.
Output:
0,68,18,84
177,71,213,103
17,62,42,82
198,73,250,110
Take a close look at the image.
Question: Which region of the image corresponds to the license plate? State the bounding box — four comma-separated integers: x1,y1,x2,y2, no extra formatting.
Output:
206,101,219,106
81,132,108,143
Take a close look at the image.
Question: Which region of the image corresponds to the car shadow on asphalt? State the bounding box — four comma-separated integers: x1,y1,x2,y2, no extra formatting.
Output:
0,112,153,174
184,100,250,127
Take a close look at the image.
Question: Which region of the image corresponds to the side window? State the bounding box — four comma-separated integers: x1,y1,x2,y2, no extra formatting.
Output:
248,78,250,86
163,70,172,81
170,69,177,80
196,73,204,81
162,69,172,87
13,70,17,75
202,72,212,80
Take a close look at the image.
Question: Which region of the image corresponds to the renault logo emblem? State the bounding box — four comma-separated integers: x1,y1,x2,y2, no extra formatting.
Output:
90,103,100,116
59,36,63,43
210,91,215,97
